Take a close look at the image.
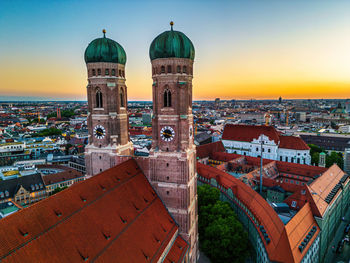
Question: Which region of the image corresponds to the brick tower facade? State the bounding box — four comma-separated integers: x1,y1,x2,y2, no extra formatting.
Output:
148,23,199,262
84,31,133,177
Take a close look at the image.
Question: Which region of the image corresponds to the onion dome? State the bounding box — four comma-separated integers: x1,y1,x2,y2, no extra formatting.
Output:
149,22,195,61
84,29,126,64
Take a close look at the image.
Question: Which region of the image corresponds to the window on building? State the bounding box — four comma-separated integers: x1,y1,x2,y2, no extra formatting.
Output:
163,89,172,107
120,88,125,107
167,65,172,73
97,69,101,75
183,66,187,74
96,88,103,108
268,149,271,153
92,69,96,76
111,69,115,76
177,65,181,73
161,66,165,73
280,156,282,161
119,70,122,76
105,69,109,75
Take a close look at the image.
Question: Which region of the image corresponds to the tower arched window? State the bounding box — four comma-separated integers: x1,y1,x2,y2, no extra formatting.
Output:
97,69,101,75
167,65,172,73
111,69,115,76
177,65,181,73
183,66,187,74
161,66,165,74
163,89,172,107
96,88,103,108
120,88,125,108
92,69,96,76
105,69,109,75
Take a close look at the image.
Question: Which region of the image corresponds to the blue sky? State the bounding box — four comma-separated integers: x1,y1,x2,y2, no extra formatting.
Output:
0,0,349,100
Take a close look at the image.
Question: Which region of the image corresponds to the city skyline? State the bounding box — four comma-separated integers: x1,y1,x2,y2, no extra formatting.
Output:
1,0,350,101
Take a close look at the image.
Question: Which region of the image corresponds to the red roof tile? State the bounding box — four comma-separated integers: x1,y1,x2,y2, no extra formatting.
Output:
42,168,84,185
279,136,310,150
196,141,225,159
0,159,187,262
222,124,280,143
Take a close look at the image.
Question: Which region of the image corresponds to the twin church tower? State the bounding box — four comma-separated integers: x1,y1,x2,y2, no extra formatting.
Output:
84,23,198,262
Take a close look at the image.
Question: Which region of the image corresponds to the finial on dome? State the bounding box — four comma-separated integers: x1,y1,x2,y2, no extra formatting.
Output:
170,21,174,31
102,29,106,38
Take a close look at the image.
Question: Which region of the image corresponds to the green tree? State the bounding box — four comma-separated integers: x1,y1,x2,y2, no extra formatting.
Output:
33,128,62,137
308,144,323,154
198,185,250,263
311,152,320,166
326,151,344,169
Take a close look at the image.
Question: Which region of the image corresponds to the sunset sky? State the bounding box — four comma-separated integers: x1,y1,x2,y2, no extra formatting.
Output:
0,0,349,101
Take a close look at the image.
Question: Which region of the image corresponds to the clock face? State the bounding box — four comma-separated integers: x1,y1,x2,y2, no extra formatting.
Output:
160,126,175,142
93,124,106,139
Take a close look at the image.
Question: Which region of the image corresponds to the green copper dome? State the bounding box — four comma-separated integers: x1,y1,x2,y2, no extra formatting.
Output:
149,23,195,61
84,30,126,64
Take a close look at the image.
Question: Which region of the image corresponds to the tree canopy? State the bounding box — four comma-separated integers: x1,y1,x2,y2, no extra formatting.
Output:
198,184,250,263
33,128,62,137
308,144,343,169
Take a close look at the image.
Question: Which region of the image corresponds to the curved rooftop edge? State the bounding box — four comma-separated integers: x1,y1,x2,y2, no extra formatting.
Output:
197,162,320,263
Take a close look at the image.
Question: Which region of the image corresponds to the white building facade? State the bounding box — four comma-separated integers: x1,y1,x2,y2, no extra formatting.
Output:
222,125,311,165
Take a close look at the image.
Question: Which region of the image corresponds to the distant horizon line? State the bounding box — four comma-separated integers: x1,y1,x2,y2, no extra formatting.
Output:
0,98,348,103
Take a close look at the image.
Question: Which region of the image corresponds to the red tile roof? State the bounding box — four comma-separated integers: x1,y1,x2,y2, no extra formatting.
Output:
0,159,188,262
196,141,225,159
42,168,84,185
279,136,310,150
273,203,320,263
222,124,280,143
276,161,326,178
307,164,347,217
